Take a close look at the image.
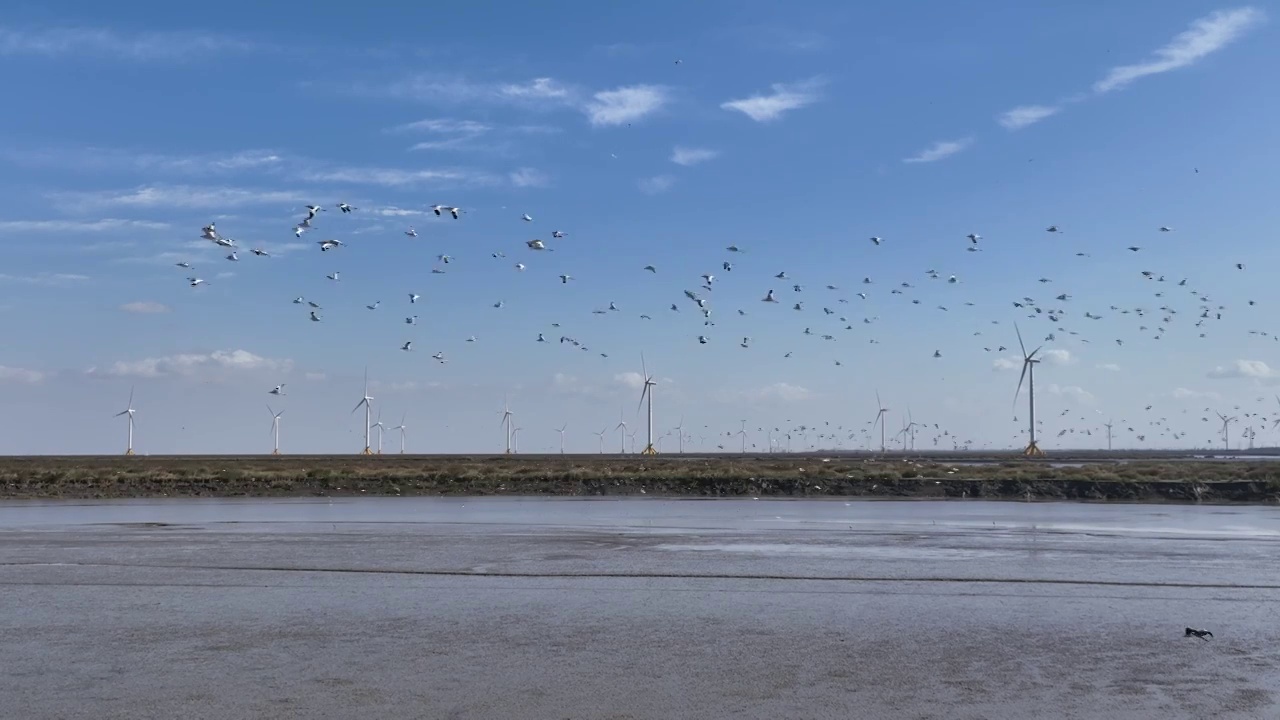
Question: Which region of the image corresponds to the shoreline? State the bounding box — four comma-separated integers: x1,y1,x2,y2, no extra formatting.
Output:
2,455,1279,503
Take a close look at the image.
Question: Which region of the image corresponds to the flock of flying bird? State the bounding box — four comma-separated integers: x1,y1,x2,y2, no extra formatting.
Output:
163,178,1280,454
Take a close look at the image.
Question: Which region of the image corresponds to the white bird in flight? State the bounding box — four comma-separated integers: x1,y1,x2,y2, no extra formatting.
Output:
409,293,420,303
527,239,546,250
763,290,777,303
515,263,526,271
521,213,533,222
366,301,380,311
226,252,239,262
188,277,204,287
870,236,882,246
559,274,572,283
405,227,417,237
251,248,269,257
406,316,418,325
317,239,343,251
269,384,285,395
309,311,321,322
175,262,191,268
552,230,566,238
401,341,413,351
326,272,340,281
337,203,355,213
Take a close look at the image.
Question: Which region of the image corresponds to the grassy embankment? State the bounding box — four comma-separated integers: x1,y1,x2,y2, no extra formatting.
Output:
2,454,1280,502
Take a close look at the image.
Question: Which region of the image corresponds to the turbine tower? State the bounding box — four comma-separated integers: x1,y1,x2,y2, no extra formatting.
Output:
371,410,385,455
1217,411,1237,451
351,369,374,455
500,397,514,454
871,391,888,454
392,413,407,454
737,420,748,454
115,387,137,456
555,423,568,454
615,409,628,454
1013,324,1045,457
593,427,607,454
674,416,686,454
638,354,658,455
904,410,918,452
267,404,284,455
1104,419,1114,451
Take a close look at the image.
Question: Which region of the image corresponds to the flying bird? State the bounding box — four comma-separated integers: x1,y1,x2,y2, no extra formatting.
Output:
405,227,417,237
337,203,355,213
1185,627,1212,641
269,385,285,395
401,341,412,352
521,213,533,222
326,272,340,281
317,239,343,251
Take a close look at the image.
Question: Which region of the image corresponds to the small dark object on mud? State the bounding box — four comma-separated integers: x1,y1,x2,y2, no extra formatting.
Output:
1185,627,1213,640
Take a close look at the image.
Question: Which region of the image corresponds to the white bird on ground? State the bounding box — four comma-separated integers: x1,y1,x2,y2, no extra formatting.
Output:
367,301,380,310
188,277,204,287
309,311,321,322
326,272,340,281
337,203,355,213
409,293,420,303
521,213,533,222
401,341,412,351
405,227,417,237
317,239,343,251
527,239,546,250
269,385,286,395
251,248,270,257
226,252,239,262
552,231,566,238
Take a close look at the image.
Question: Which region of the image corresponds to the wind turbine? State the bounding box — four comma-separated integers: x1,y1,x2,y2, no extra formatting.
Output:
115,387,137,456
737,420,748,454
500,397,514,454
267,404,284,455
351,369,374,455
1104,419,1114,451
674,416,686,454
637,354,658,455
1217,412,1237,451
392,413,407,454
904,410,918,452
371,411,385,455
512,426,522,453
871,392,889,454
555,423,568,454
593,427,607,454
1013,323,1045,457
616,409,628,454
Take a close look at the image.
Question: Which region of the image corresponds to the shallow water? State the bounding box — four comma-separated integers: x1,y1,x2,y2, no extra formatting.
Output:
2,498,1278,719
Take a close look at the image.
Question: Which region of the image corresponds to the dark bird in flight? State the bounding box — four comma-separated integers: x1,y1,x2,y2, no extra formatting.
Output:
1185,627,1213,641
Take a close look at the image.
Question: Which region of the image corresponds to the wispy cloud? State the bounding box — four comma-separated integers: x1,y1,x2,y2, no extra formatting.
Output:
54,184,308,210
1042,348,1075,366
1046,383,1096,406
638,175,675,195
721,78,824,122
614,372,646,390
584,84,669,126
997,104,1060,130
993,356,1021,371
119,301,171,314
671,147,719,166
1093,8,1265,94
1096,363,1122,372
0,146,283,174
0,25,256,60
296,166,496,188
499,77,574,101
722,382,813,404
94,349,291,379
0,365,46,383
371,206,427,217
369,75,578,107
386,118,492,135
509,167,550,188
1207,359,1276,380
1172,387,1222,401
0,218,169,232
0,272,89,285
903,137,973,164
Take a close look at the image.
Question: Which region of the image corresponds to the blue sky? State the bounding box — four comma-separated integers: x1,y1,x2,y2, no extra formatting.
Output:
1,1,1278,455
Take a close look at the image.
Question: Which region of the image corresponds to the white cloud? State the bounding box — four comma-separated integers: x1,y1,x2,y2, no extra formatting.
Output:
1096,363,1121,372
369,380,443,393
0,218,169,232
0,365,45,383
1046,383,1096,406
997,104,1060,130
584,84,668,126
386,118,492,135
1172,387,1222,401
1093,8,1265,94
55,184,308,210
1207,359,1276,380
372,206,426,217
721,78,824,122
98,349,292,379
0,272,89,285
749,382,813,403
304,372,327,382
614,372,646,390
903,137,973,164
993,357,1021,371
670,146,719,166
509,167,550,188
1041,348,1075,366
638,175,675,195
371,75,578,107
119,301,170,314
499,77,573,101
296,167,497,187
0,25,255,60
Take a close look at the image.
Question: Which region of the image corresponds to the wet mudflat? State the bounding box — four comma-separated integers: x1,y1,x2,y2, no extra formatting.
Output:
2,498,1279,719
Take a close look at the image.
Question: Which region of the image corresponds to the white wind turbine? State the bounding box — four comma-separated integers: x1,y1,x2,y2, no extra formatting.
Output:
512,426,522,453
500,397,514,454
267,404,284,455
115,386,137,456
555,423,568,454
371,411,385,455
615,409,628,454
871,392,889,454
637,354,658,455
1104,419,1114,451
593,427,607,454
1013,323,1045,457
351,369,374,455
1217,411,1237,451
737,420,748,454
674,416,686,453
392,413,407,454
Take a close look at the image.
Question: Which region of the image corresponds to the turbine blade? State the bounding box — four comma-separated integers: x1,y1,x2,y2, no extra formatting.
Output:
1015,361,1029,408
351,398,365,415
641,352,648,383
267,404,275,417
127,385,135,409
1015,323,1027,357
